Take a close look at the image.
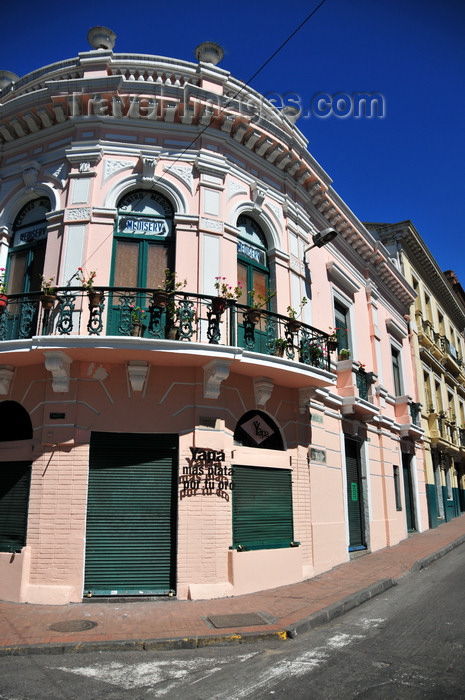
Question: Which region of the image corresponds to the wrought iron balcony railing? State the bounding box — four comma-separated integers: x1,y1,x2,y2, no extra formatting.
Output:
459,428,465,448
409,402,421,427
356,368,369,401
0,288,333,371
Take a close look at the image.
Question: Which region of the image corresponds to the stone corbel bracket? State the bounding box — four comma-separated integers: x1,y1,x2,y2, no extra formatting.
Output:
251,181,267,212
298,387,319,413
203,359,231,399
0,365,14,395
254,377,273,407
22,161,41,187
43,351,73,393
140,154,159,182
127,361,149,392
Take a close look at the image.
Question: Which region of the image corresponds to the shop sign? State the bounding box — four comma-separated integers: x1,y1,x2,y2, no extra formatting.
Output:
239,414,275,446
15,224,48,246
180,446,233,501
237,240,265,265
118,217,170,236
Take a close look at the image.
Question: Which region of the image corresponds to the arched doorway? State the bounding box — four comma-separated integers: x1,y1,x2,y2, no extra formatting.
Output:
0,401,33,552
236,215,271,352
7,198,50,295
0,401,33,441
232,411,293,551
108,190,175,335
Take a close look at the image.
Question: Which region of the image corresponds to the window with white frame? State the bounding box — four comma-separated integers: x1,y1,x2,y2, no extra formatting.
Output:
334,298,351,355
391,345,403,396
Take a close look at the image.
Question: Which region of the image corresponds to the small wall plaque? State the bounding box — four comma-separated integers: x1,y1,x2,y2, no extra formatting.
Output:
49,412,65,419
310,448,326,463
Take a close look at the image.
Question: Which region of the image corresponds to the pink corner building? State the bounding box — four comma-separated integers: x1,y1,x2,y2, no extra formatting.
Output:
0,30,428,604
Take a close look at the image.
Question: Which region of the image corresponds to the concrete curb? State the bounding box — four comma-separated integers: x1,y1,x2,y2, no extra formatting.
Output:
410,533,465,573
0,630,288,657
285,578,396,639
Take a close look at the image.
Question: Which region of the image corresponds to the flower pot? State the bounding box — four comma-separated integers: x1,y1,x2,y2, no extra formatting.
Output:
41,294,56,310
211,297,227,315
0,294,8,311
87,291,103,308
168,326,179,340
152,290,170,308
275,344,285,357
287,319,301,334
327,339,339,353
245,309,261,324
131,322,141,337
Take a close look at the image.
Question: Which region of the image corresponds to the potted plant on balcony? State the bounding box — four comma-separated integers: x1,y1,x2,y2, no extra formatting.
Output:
286,297,307,333
213,277,243,314
40,275,57,310
338,348,351,361
77,269,101,307
0,268,8,311
246,288,276,324
309,341,323,365
130,305,146,337
152,268,187,307
328,326,347,353
274,337,288,357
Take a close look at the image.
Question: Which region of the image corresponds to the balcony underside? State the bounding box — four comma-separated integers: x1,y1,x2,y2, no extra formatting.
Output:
0,336,336,391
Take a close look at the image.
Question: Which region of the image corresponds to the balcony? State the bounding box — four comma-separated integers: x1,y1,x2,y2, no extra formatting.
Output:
428,413,460,454
336,361,379,421
394,396,424,439
441,337,464,376
417,318,444,361
0,288,336,390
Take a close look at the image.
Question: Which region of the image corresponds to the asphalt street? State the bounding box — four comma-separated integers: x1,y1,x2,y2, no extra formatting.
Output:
1,542,465,699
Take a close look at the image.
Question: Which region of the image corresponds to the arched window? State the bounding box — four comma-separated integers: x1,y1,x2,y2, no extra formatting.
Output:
7,198,51,294
112,190,175,291
233,409,284,450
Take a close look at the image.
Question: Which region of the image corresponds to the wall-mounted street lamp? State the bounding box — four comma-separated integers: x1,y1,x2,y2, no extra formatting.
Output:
304,227,338,261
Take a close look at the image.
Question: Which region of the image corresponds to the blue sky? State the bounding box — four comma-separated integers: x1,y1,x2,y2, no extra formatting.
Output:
2,0,465,284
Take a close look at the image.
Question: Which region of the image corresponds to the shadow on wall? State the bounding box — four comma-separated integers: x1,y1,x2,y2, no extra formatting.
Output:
0,401,33,441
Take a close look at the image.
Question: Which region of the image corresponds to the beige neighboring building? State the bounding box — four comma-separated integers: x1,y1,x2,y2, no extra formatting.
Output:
368,221,465,527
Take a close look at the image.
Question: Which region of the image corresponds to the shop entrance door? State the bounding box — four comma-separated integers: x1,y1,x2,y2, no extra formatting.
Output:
345,437,366,551
402,452,417,532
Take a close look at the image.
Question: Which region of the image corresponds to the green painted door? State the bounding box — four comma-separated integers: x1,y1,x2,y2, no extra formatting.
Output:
402,452,416,532
236,216,271,353
108,190,174,337
345,437,366,551
84,432,177,596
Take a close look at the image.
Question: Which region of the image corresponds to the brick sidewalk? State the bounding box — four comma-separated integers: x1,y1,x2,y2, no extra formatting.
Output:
1,515,465,655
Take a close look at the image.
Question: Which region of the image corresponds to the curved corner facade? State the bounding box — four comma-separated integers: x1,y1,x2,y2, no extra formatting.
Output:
0,44,428,604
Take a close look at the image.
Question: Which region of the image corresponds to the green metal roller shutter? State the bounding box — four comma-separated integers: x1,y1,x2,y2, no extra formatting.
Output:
345,437,365,550
232,465,294,550
84,433,177,596
0,462,31,553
